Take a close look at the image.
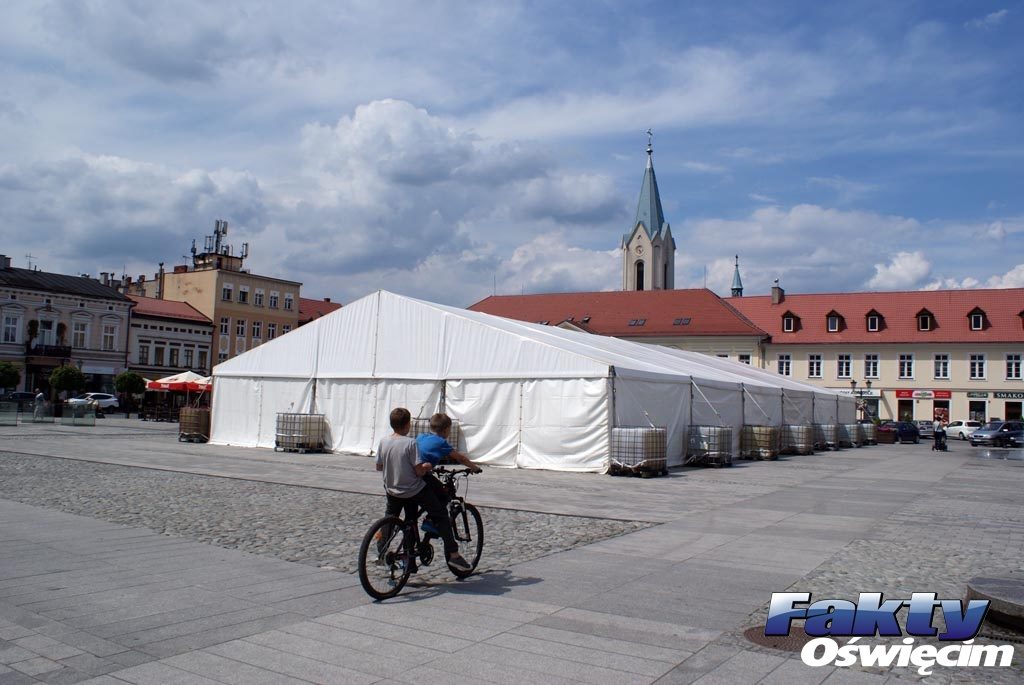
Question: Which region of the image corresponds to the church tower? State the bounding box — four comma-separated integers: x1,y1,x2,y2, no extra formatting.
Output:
622,134,675,291
731,255,744,297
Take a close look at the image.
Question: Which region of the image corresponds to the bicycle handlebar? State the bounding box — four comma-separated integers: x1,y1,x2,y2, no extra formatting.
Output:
433,466,481,476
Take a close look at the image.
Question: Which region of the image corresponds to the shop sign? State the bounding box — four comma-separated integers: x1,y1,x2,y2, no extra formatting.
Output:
966,392,989,399
895,390,952,400
834,388,881,398
994,391,1024,400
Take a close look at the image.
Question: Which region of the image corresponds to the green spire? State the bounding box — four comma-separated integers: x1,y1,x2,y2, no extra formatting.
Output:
632,135,666,238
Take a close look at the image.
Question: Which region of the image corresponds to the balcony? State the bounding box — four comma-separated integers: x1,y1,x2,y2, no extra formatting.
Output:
24,342,72,361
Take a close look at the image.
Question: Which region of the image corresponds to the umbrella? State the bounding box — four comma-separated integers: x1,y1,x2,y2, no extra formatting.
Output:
146,371,208,392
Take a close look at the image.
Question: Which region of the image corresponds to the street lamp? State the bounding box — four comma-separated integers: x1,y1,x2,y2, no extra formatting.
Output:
850,379,873,420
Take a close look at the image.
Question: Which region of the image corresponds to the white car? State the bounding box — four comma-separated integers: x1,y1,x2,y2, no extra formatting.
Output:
945,420,982,441
67,392,120,410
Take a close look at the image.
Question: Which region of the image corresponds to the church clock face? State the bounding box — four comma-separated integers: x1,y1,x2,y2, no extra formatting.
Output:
634,245,644,255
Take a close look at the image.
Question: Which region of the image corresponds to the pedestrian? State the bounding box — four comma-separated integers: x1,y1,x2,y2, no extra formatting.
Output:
933,416,946,450
33,388,45,420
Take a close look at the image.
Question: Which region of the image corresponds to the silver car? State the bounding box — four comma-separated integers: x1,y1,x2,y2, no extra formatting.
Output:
970,421,1024,448
945,420,982,441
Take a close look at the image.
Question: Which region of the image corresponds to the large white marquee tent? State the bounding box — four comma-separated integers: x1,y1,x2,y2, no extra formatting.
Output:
210,290,854,472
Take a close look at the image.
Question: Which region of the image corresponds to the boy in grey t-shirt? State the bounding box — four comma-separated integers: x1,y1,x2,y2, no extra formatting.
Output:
375,407,472,573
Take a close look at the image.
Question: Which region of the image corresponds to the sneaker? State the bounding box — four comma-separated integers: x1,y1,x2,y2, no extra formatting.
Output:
421,518,440,536
447,553,473,574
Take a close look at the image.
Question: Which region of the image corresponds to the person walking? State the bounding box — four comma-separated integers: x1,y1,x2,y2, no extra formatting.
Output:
33,388,45,420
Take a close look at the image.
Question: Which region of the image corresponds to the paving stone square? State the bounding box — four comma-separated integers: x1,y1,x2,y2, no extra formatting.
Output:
0,420,1022,683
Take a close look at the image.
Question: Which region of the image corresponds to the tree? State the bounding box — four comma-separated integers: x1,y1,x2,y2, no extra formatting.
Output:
114,371,146,396
0,362,20,390
49,366,86,399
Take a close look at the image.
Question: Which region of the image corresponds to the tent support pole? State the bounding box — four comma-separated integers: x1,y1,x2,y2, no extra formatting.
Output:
741,383,746,427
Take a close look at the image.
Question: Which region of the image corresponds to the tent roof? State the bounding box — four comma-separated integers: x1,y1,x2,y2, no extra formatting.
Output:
214,291,767,389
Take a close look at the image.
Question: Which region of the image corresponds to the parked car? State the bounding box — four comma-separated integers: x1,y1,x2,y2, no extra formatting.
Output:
916,421,935,439
3,391,37,411
878,421,920,444
969,421,1024,448
945,420,982,441
67,393,120,410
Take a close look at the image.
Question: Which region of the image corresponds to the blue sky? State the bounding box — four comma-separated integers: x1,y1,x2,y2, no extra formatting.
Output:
0,1,1021,304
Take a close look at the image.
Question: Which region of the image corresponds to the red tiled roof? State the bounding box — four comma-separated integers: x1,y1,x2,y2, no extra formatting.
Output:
299,297,342,323
469,289,767,338
729,288,1024,344
128,295,210,324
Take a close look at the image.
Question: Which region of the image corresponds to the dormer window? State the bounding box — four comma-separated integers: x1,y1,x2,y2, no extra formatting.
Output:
825,310,843,333
628,319,646,327
917,309,934,332
967,307,986,331
865,309,883,332
781,311,799,333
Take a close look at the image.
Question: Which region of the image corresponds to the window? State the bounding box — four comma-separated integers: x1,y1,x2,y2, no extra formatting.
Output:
783,316,795,332
827,315,839,332
738,354,751,365
220,317,229,335
183,348,194,369
254,290,264,307
221,284,233,301
284,293,294,311
252,321,262,339
282,324,291,334
3,315,19,343
39,320,54,345
1008,354,1022,380
837,354,851,379
672,318,691,326
970,313,983,331
918,314,931,331
628,319,646,327
970,354,986,380
235,319,246,337
808,354,822,378
154,346,165,366
169,348,179,367
777,354,791,377
716,353,728,358
267,323,277,340
236,338,246,354
71,322,87,348
138,344,149,365
198,350,208,370
218,352,228,362
864,354,879,379
899,353,914,379
867,315,880,332
102,324,117,351
269,292,279,309
238,287,249,304
934,354,949,379
635,261,645,290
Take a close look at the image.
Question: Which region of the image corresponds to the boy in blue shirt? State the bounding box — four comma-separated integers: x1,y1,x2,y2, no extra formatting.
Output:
417,412,481,535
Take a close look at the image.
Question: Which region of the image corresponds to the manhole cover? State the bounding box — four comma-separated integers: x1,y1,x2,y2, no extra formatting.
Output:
744,626,814,652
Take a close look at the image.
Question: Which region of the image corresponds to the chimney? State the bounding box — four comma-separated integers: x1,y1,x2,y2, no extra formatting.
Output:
157,262,166,299
323,297,331,303
0,255,10,269
100,272,110,286
771,279,785,305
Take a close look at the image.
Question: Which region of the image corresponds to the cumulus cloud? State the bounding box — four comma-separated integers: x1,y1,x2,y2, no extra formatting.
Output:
867,251,932,290
924,264,1024,290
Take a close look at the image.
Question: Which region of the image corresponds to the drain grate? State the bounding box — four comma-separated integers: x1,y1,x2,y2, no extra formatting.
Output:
744,626,814,652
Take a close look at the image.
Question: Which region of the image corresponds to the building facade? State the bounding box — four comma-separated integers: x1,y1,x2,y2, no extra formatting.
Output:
118,221,301,365
729,286,1024,423
0,255,133,394
127,296,213,379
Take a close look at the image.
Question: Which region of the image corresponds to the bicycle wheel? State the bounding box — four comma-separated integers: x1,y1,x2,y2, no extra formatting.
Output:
448,501,483,578
358,516,413,600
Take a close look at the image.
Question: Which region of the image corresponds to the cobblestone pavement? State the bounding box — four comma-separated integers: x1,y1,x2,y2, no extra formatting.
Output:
0,451,650,584
721,457,1024,684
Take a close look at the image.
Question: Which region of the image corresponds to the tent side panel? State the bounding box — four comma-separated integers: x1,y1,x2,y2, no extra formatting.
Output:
838,396,857,423
518,378,609,473
743,386,784,426
613,377,691,467
317,380,377,454
813,394,839,423
445,379,521,468
690,382,744,457
210,377,262,447
254,378,315,448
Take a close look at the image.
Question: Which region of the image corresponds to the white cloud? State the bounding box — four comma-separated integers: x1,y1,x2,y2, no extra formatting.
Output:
808,175,877,204
965,9,1009,31
867,251,932,290
986,264,1024,288
748,193,777,203
681,160,728,174
925,264,1024,290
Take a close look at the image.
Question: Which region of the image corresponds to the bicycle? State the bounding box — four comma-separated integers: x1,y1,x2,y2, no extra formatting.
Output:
358,467,483,600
